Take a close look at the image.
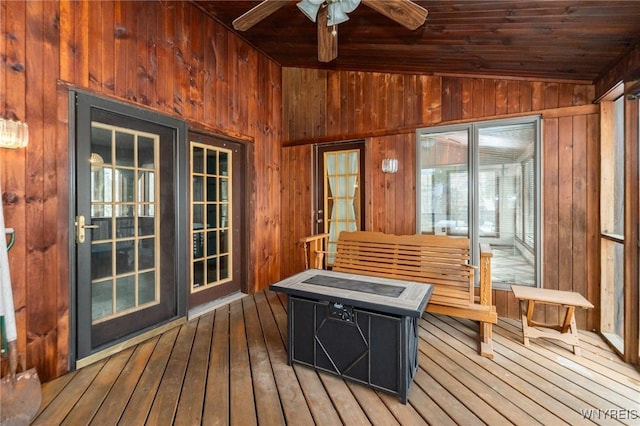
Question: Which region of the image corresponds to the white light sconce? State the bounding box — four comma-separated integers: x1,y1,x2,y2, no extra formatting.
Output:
0,118,29,149
381,158,398,174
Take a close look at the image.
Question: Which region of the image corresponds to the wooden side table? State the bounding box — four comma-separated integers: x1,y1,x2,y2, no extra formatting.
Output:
511,285,594,356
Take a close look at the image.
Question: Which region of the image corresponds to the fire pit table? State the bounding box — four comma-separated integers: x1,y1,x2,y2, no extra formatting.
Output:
270,269,433,404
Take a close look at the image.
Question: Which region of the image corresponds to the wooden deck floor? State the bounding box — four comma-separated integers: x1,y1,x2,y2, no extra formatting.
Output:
32,290,640,425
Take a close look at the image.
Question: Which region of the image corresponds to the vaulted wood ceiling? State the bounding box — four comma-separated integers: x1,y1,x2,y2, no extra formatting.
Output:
194,1,640,83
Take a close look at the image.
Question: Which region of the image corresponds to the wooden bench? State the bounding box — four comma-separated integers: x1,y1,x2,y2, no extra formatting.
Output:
300,231,497,358
511,285,594,356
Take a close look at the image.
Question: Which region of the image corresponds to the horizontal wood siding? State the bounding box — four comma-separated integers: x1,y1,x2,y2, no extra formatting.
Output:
281,68,599,331
0,0,281,381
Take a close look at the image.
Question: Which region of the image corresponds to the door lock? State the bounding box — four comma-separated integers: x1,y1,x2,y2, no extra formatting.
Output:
75,215,99,244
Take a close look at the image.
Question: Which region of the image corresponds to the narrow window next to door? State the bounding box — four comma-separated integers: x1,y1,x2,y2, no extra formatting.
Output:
191,143,233,292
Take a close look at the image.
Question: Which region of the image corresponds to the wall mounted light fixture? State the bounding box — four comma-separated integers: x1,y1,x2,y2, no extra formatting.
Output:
0,118,29,149
381,158,398,173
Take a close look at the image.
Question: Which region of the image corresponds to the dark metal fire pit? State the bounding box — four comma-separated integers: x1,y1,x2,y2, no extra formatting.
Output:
270,269,433,404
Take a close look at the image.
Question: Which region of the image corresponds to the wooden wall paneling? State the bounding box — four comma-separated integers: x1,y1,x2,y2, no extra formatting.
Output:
378,73,389,129
173,1,188,116
42,0,63,377
558,84,574,108
361,72,373,131
157,1,174,114
507,81,520,114
24,0,50,379
312,69,328,139
366,137,384,231
480,79,495,117
571,115,588,329
280,145,312,278
345,72,356,135
227,35,240,129
88,0,102,92
557,116,575,313
1,0,28,368
202,12,216,122
543,82,559,109
354,72,365,134
114,1,128,100
252,58,281,293
585,113,600,331
383,137,396,233
190,4,204,123
58,1,73,83
126,2,140,103
494,80,508,115
461,78,473,119
2,0,285,380
542,117,559,325
441,77,462,122
366,73,380,130
269,60,282,286
519,81,533,113
100,0,115,94
280,146,293,277
55,84,70,376
245,45,258,137
73,0,89,88
144,0,159,109
214,22,228,129
494,288,508,318
530,82,543,111
471,79,484,119
430,76,442,124
388,74,404,129
401,134,416,234
403,75,419,126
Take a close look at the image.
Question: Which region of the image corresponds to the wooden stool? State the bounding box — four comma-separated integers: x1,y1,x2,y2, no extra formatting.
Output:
511,285,594,356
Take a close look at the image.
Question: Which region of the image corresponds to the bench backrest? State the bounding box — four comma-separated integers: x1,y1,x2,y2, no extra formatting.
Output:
332,231,475,307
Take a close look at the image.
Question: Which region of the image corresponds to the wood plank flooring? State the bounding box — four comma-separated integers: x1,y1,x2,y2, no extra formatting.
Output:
32,290,640,425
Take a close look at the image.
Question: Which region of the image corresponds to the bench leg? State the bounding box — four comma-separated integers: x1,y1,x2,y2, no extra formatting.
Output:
479,321,494,359
520,300,531,347
562,307,581,356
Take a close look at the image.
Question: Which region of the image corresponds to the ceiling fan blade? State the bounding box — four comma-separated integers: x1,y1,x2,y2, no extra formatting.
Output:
361,0,427,30
317,5,337,62
233,0,292,31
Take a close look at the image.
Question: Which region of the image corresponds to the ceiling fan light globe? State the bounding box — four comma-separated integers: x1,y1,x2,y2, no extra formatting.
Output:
327,2,349,26
297,0,322,22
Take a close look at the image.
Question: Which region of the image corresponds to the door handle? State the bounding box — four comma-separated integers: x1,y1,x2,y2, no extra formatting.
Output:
76,215,99,244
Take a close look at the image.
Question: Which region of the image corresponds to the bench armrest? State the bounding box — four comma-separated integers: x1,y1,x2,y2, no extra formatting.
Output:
299,233,330,269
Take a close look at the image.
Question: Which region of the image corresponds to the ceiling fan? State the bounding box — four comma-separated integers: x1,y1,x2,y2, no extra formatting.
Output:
232,0,428,62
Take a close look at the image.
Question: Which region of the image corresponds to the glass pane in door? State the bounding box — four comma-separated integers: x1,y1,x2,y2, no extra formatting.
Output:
478,123,537,286
324,149,361,264
90,122,159,323
418,130,469,235
191,143,233,292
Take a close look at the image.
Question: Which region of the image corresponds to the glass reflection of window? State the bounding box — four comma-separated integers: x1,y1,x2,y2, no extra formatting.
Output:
190,142,232,292
89,122,160,323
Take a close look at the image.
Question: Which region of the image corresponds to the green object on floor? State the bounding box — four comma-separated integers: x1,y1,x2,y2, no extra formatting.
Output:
0,316,6,357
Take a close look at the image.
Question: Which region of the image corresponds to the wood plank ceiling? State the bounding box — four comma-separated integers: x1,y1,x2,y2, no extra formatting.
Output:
194,1,640,83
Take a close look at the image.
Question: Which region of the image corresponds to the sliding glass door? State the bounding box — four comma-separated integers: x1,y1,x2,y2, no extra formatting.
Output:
417,117,541,288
